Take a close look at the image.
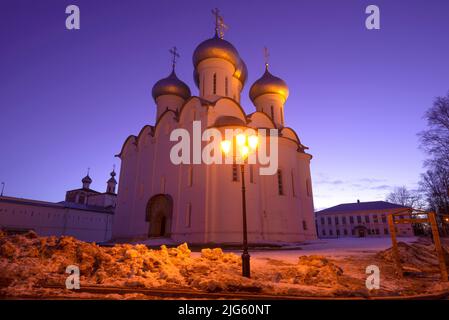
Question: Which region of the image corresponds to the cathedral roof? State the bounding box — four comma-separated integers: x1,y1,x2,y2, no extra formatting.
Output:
249,67,289,103
192,33,247,86
152,70,191,101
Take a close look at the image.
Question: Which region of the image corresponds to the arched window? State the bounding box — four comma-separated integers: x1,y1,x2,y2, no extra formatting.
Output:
291,170,296,197
225,77,228,96
232,164,238,181
306,178,312,197
202,75,205,96
249,164,254,183
280,107,284,125
213,73,217,94
188,165,193,187
185,203,192,227
277,169,284,195
160,176,166,193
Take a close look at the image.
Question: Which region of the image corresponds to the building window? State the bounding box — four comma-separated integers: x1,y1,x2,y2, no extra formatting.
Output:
213,73,217,94
302,220,307,230
352,229,355,236
160,176,166,193
342,216,346,224
280,107,284,124
373,215,378,223
277,169,284,195
327,217,332,225
375,228,379,235
78,194,85,204
349,216,354,224
357,216,362,223
384,228,389,235
306,179,312,197
329,230,333,236
344,229,348,235
202,75,205,96
322,229,326,236
186,203,192,227
365,215,370,223
321,217,325,225
249,165,254,183
232,164,238,182
291,170,296,197
225,77,228,96
335,216,339,225
336,229,340,236
381,214,387,223
188,166,193,187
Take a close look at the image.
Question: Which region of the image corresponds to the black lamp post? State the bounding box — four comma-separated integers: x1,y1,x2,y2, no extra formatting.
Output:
240,163,250,277
221,134,258,278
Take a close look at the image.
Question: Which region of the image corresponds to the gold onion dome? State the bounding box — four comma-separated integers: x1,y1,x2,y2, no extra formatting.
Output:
192,33,248,86
249,67,289,103
152,70,191,101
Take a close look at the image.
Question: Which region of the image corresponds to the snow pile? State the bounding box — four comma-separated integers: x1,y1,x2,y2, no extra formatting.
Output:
0,232,262,296
376,241,449,272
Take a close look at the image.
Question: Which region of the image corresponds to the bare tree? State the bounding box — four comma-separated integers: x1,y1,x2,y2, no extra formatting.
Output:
386,186,425,209
418,92,449,214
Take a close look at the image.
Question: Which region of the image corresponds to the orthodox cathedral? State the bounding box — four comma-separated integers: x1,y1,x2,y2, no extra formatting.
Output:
112,13,316,243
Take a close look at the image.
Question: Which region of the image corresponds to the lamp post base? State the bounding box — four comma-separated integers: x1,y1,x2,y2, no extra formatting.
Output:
242,252,251,278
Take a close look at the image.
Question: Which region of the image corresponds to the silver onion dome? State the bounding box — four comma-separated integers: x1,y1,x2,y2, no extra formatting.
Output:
152,70,191,101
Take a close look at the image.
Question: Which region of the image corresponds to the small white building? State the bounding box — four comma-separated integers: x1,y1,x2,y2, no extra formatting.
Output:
315,201,415,238
0,171,117,242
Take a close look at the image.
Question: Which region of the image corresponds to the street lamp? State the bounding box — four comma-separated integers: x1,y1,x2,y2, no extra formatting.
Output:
221,133,258,278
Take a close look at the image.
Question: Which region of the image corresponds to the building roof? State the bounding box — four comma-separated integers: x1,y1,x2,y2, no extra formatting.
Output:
0,196,114,214
315,201,410,215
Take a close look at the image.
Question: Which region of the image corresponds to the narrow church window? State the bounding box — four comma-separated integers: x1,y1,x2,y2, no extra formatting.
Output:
232,164,239,181
225,77,228,96
280,107,284,125
306,178,312,197
202,75,205,96
188,165,193,187
186,203,192,227
302,220,308,230
213,73,217,94
291,170,296,197
271,105,274,119
277,169,284,195
160,176,166,193
249,165,254,183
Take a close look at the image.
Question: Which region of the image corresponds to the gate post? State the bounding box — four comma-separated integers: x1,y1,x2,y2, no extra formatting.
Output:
429,212,448,282
388,214,403,278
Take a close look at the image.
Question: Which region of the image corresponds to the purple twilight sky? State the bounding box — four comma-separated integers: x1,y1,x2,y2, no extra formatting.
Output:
1,0,449,210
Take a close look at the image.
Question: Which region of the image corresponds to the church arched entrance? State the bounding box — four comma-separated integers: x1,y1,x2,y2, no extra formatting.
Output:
145,194,173,237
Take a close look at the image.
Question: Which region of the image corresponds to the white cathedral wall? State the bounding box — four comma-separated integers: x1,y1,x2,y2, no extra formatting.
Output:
113,97,317,243
112,138,139,239
253,94,285,127
197,58,236,101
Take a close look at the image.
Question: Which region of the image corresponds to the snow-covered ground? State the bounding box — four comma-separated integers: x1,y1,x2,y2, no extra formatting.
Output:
1,232,448,299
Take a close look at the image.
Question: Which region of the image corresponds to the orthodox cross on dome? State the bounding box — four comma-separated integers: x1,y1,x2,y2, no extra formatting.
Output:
264,46,270,70
211,8,228,39
87,167,90,176
169,46,180,71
